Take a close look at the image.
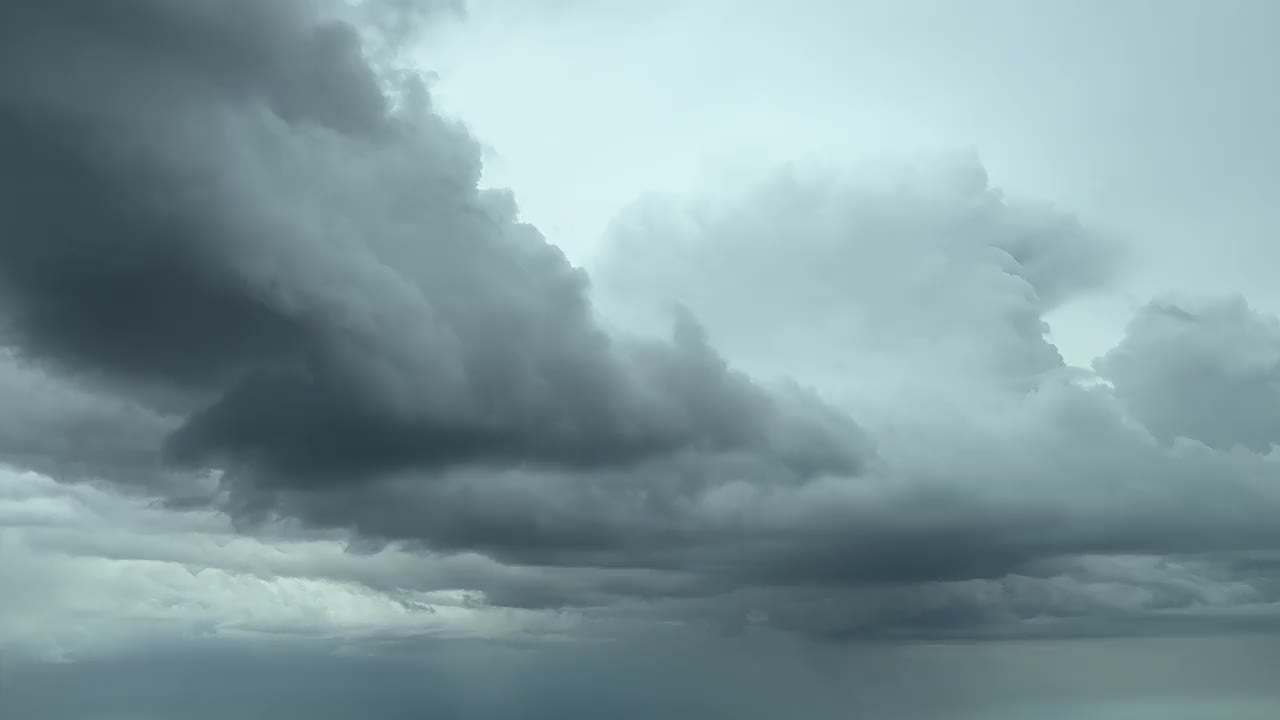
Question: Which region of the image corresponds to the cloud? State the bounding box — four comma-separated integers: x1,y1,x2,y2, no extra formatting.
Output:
0,0,864,518
592,158,1120,394
0,467,585,664
2,0,1280,657
579,160,1280,639
6,459,1276,715
3,568,1280,720
0,353,177,490
1097,295,1280,453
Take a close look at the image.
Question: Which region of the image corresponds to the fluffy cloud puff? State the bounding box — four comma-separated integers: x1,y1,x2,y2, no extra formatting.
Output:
593,159,1120,395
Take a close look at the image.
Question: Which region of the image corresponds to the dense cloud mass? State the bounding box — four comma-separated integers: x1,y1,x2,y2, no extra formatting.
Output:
2,2,1280,701
0,0,863,509
1098,296,1280,454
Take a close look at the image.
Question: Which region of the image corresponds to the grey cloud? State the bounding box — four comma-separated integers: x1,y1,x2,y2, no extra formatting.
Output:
1097,295,1280,453
576,159,1280,638
0,0,864,517
0,355,176,490
6,397,1280,655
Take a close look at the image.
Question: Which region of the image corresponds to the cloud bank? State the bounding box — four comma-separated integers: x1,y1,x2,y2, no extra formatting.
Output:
2,0,1280,682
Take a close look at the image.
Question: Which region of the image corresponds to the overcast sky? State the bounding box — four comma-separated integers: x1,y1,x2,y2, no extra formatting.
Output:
3,1,1280,718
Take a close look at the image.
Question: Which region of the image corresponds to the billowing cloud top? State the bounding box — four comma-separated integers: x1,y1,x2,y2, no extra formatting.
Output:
2,0,1280,677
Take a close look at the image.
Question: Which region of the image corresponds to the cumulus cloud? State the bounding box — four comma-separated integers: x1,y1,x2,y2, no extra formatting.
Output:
1098,295,1280,453
593,159,1120,395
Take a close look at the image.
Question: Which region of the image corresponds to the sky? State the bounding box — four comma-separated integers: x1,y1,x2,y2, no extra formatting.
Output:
1,1,1279,718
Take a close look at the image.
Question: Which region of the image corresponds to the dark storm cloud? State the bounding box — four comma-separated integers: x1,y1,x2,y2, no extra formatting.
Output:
192,367,1280,635
6,0,1280,650
0,0,864,508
